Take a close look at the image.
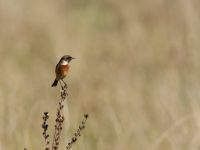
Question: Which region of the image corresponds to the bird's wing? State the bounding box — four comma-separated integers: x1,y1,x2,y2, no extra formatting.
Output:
55,63,59,73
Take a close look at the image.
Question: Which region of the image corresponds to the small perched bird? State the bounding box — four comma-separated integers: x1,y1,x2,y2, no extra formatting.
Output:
52,55,75,87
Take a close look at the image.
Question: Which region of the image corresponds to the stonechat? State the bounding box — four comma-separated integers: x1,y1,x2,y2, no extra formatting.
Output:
52,55,75,87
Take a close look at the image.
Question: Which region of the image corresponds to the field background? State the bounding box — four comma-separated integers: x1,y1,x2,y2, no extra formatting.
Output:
0,0,200,150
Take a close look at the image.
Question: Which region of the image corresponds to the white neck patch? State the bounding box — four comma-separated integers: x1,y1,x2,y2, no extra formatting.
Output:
61,60,68,65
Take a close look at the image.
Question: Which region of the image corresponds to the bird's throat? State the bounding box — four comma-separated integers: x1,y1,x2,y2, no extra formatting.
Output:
61,60,68,65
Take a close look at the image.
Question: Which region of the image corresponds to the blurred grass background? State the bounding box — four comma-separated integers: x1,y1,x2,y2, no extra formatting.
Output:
0,0,200,149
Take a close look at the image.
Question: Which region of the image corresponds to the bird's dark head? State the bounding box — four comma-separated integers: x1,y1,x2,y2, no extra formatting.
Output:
60,55,75,64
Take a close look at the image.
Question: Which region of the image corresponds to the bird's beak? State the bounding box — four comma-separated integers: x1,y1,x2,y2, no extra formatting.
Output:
71,57,75,59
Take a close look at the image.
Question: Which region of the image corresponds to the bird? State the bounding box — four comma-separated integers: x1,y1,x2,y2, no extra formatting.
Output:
52,55,75,87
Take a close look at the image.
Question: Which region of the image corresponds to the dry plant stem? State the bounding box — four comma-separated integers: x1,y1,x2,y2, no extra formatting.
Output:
25,81,89,150
42,112,50,150
59,80,68,90
66,114,89,150
51,84,67,150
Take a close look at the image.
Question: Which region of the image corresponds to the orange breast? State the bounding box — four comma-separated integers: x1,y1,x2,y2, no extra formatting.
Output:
56,64,69,79
61,65,69,76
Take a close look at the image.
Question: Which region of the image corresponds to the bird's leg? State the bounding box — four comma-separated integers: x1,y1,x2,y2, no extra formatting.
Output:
59,80,64,90
61,79,68,89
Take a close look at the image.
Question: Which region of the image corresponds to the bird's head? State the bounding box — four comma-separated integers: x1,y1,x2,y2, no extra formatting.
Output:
60,55,75,65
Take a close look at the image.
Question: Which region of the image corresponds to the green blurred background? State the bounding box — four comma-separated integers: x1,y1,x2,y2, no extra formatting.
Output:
1,0,200,149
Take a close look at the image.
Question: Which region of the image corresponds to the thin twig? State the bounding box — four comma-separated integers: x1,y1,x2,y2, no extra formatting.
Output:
66,114,89,150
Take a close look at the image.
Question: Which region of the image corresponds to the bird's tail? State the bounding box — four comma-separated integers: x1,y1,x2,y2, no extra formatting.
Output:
51,79,58,87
